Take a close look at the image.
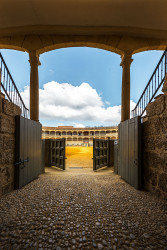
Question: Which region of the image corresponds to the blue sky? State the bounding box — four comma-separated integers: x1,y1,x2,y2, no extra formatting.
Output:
0,48,163,127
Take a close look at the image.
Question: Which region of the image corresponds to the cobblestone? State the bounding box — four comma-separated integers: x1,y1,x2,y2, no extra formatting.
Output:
0,167,167,249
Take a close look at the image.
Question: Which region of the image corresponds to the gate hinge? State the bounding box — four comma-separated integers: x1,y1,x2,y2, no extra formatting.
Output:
15,157,29,169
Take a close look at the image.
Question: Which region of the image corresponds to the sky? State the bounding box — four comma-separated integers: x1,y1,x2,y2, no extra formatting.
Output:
0,48,164,127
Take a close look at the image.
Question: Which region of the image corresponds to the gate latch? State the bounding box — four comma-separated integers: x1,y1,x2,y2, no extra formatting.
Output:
15,157,29,169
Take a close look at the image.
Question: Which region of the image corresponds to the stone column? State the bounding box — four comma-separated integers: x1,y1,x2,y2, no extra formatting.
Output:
29,51,41,121
120,52,133,122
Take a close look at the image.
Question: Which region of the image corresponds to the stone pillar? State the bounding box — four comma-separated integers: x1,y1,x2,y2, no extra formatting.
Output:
120,52,133,122
29,51,41,121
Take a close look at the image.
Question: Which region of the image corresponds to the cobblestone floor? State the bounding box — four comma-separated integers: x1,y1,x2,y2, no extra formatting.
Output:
0,167,167,250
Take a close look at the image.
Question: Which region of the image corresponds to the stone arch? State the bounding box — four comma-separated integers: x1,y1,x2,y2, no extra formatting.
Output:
56,131,61,136
78,131,83,136
100,131,105,136
95,131,100,136
36,35,167,57
0,35,123,56
37,41,123,56
83,131,89,136
0,35,167,56
0,44,27,52
83,138,89,143
111,130,116,134
133,45,167,55
50,131,55,135
62,131,66,136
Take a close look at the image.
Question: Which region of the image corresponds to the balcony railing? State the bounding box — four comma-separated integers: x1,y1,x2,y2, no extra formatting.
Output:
0,53,29,118
132,49,167,117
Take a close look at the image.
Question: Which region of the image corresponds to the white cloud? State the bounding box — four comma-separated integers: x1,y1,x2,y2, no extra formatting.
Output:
105,101,110,105
73,123,85,128
58,123,64,126
20,81,136,125
49,69,54,74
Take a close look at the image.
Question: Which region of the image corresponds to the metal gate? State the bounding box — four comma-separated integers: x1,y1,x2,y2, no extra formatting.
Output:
50,139,66,170
44,139,52,167
15,116,42,189
114,140,119,174
118,116,141,189
93,139,114,171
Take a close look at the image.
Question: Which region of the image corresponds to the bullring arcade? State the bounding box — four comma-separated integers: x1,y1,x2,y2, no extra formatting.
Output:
42,126,118,146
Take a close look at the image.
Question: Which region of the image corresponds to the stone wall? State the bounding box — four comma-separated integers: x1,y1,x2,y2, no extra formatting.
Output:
142,79,167,198
0,94,21,197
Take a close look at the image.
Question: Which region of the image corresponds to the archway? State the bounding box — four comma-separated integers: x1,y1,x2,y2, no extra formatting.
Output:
0,47,164,172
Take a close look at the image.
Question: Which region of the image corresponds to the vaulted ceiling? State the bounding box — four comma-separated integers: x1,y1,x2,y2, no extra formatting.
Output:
0,0,167,36
0,0,167,54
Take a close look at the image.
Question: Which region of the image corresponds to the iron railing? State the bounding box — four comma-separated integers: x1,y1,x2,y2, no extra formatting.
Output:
132,49,167,117
0,52,29,117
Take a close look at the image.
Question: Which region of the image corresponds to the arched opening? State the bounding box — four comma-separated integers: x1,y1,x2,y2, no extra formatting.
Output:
83,138,89,143
95,131,100,136
83,131,89,136
50,131,55,136
100,131,105,136
56,131,61,136
78,131,83,136
62,131,66,136
0,47,164,171
42,131,46,136
111,130,116,133
38,41,122,56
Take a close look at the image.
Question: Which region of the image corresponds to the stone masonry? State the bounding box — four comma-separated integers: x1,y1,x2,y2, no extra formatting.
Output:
142,77,167,198
0,94,21,197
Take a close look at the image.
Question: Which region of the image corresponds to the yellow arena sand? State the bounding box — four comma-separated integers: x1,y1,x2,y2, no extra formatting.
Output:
66,146,93,168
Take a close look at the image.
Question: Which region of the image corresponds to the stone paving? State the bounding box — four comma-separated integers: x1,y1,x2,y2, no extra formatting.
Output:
0,167,167,250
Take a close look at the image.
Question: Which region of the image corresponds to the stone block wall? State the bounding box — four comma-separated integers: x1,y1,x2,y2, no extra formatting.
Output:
142,83,167,198
0,95,21,197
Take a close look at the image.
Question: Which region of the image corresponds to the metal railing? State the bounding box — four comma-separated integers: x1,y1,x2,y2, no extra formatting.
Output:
0,52,29,117
132,49,167,117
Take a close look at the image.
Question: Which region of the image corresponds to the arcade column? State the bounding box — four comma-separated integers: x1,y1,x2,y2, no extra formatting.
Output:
29,51,41,121
120,52,133,121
